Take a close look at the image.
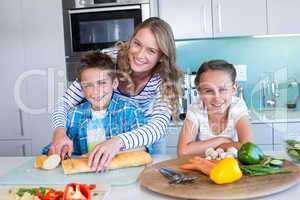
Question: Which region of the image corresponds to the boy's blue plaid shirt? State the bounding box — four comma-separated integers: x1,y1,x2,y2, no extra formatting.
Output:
43,92,148,155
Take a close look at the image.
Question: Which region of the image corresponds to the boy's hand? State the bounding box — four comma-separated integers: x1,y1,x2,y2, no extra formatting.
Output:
49,128,73,159
88,136,124,172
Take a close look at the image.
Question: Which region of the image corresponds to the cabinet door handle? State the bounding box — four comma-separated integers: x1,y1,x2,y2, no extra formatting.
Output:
22,144,26,156
18,109,24,137
202,5,207,33
216,4,223,32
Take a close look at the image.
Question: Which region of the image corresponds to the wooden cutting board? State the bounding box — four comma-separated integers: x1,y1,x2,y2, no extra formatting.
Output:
140,157,300,200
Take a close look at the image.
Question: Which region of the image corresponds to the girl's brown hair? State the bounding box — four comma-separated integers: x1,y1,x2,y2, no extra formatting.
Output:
77,51,115,82
194,60,237,89
116,17,183,120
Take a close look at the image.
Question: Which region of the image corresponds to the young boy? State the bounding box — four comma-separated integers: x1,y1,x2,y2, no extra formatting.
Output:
43,51,145,156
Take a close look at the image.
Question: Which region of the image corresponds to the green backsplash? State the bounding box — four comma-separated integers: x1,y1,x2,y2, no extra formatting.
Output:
175,36,300,109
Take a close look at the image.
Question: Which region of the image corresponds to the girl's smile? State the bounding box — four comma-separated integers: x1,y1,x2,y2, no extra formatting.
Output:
198,70,237,115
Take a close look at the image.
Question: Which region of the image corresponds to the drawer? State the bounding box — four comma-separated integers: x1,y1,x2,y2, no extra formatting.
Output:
0,139,32,156
251,123,273,145
166,127,180,147
257,144,273,151
273,122,300,144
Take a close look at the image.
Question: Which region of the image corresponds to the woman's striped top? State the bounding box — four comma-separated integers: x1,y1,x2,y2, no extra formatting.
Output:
52,73,172,150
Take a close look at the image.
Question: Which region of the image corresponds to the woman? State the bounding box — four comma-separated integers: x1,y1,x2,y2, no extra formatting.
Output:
50,17,183,171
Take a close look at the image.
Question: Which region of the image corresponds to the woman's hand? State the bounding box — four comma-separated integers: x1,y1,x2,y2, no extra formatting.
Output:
49,127,73,159
88,137,124,172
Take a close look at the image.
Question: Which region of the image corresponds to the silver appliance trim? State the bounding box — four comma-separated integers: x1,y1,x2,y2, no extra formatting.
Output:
68,5,141,14
67,12,74,59
63,0,150,9
141,3,150,20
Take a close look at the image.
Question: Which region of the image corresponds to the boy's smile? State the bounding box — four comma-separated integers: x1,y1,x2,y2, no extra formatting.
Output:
80,68,118,111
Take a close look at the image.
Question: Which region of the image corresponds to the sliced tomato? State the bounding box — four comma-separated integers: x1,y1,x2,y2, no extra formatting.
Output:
35,188,44,199
45,189,63,200
88,184,96,190
63,183,95,200
36,188,63,200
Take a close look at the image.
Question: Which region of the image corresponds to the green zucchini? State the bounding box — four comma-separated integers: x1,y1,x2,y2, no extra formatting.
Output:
269,159,284,167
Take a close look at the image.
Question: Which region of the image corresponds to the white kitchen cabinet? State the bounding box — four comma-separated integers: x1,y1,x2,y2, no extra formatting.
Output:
251,123,273,145
267,0,300,34
273,122,300,151
152,126,180,154
20,0,66,155
0,0,26,140
165,126,181,154
158,0,267,39
0,140,32,156
212,0,267,37
158,0,213,39
273,122,300,145
0,0,66,156
250,123,273,151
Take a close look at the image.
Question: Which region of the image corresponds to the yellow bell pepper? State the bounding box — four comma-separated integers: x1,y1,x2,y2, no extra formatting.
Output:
209,157,242,184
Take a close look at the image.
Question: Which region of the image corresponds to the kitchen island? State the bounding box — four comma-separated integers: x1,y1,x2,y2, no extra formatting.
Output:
0,154,299,200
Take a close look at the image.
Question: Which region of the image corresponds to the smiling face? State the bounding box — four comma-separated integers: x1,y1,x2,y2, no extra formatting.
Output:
198,70,237,115
80,68,118,110
128,27,162,76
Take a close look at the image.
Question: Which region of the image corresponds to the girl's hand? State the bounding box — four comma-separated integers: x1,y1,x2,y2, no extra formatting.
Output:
49,128,73,159
218,136,234,144
217,137,236,150
88,137,124,172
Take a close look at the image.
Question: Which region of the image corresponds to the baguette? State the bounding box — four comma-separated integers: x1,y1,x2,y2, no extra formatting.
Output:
34,155,48,169
34,154,61,170
62,151,152,174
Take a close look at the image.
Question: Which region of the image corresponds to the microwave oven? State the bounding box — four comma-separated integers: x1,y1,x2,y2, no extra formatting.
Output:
63,0,150,58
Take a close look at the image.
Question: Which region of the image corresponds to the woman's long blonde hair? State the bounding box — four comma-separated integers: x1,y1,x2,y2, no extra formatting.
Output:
116,17,183,120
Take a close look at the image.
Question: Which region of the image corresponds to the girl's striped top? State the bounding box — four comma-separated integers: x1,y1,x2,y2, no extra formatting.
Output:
52,73,172,150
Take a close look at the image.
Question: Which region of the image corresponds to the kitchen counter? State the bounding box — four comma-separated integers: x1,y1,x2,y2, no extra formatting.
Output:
171,108,300,127
0,154,300,200
250,108,300,123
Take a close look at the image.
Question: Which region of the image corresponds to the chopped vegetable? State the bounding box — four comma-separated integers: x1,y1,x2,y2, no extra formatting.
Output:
286,139,300,161
63,183,96,200
238,142,264,165
204,147,238,160
37,188,63,200
16,188,36,197
209,157,243,184
240,164,289,176
15,183,96,200
269,159,284,167
180,156,217,175
16,187,47,197
16,187,62,200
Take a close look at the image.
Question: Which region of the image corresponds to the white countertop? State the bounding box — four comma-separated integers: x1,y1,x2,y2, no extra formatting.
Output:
249,109,300,123
0,153,300,200
171,109,300,127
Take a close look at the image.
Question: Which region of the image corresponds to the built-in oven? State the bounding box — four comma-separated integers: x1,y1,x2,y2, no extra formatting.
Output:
63,0,150,58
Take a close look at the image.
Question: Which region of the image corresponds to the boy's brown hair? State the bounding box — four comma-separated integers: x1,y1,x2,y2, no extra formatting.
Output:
77,51,115,82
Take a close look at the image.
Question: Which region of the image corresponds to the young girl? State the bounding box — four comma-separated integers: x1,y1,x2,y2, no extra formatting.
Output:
177,60,253,157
